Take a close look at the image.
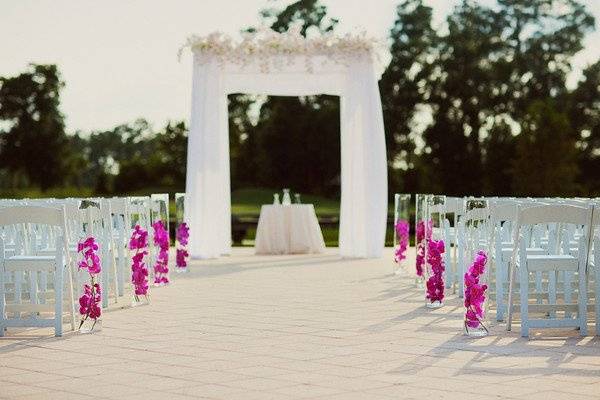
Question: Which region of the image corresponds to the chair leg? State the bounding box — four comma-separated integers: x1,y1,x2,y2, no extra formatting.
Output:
457,243,464,298
535,271,542,305
578,264,588,336
101,246,110,309
66,261,76,332
564,271,573,319
548,271,557,319
496,253,505,321
0,265,6,337
110,243,119,304
593,241,600,336
54,263,64,337
520,263,529,338
507,261,515,331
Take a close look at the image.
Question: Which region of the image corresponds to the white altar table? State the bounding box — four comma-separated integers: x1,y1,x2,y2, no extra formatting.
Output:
254,204,326,255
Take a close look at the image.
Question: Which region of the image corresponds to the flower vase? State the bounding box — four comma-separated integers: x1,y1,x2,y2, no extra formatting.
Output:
463,199,490,337
132,294,150,307
414,194,430,287
424,195,446,309
393,194,411,275
175,224,190,274
79,318,102,334
464,250,490,337
415,277,424,289
175,195,190,273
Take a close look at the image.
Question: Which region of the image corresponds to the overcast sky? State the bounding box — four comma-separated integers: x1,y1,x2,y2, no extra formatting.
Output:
1,0,599,133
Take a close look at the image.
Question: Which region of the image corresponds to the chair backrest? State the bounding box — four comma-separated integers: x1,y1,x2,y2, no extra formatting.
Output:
518,204,592,227
0,206,65,227
592,204,600,227
109,197,128,215
444,197,464,215
0,205,71,263
490,203,517,224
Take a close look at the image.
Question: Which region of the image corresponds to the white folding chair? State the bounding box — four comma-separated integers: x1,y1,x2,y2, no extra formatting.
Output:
490,202,518,321
590,205,600,335
507,204,593,337
0,206,76,337
79,200,119,308
109,197,131,301
444,197,464,292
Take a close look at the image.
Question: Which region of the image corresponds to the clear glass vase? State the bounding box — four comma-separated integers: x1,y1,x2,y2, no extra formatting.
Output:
414,194,429,288
150,194,170,233
425,195,446,308
79,317,102,334
175,193,185,226
463,199,491,337
273,193,280,205
132,294,150,307
175,193,188,273
393,194,411,275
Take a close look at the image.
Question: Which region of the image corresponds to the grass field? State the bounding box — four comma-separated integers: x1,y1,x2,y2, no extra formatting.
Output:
230,188,395,247
231,188,340,216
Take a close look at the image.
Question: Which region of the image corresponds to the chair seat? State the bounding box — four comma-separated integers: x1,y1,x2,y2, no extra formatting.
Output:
502,247,545,262
526,254,578,272
4,255,58,272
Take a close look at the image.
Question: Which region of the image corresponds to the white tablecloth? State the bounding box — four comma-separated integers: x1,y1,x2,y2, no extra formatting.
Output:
254,204,326,255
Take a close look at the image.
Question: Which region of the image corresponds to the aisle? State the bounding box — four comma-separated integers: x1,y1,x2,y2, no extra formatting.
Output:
1,248,599,400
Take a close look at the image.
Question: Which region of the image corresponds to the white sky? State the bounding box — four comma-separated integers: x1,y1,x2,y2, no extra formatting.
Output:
1,0,598,133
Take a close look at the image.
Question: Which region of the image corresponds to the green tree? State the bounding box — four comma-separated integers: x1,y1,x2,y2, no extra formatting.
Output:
231,0,341,197
481,120,516,195
380,0,437,194
422,1,506,194
497,0,595,117
570,60,600,195
155,121,187,188
512,100,579,196
0,64,70,190
384,0,594,196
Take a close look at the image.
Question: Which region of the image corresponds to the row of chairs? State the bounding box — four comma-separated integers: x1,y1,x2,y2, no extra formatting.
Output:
0,194,171,336
406,195,600,337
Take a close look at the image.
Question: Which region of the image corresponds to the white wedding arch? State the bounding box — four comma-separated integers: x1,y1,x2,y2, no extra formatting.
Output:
182,28,388,259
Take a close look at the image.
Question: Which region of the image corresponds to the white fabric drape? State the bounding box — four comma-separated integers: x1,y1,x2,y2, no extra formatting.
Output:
185,54,387,259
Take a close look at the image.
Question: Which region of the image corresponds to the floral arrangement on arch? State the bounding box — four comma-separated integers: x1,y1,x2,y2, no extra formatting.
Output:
77,237,102,332
179,26,382,72
152,221,170,286
464,251,489,334
176,222,190,272
129,225,149,302
394,219,409,263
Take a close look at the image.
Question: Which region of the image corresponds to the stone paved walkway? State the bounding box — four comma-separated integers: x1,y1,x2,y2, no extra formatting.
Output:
1,248,600,399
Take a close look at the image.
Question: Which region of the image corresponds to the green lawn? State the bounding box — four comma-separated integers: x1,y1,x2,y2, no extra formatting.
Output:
229,188,395,247
231,188,340,216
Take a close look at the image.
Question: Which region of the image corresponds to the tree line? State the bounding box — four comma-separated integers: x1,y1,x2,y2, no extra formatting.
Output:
0,0,598,200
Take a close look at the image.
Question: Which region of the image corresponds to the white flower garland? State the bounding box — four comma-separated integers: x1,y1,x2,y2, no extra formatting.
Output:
179,26,382,73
